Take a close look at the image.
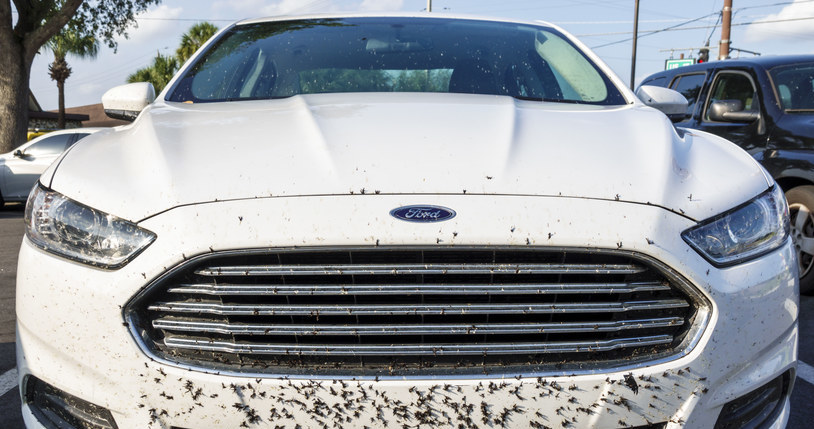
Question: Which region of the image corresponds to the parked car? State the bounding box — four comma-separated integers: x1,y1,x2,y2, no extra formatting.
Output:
0,127,105,208
640,55,814,293
18,14,797,429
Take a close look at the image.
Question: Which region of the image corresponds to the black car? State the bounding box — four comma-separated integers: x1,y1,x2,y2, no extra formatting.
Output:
641,55,814,292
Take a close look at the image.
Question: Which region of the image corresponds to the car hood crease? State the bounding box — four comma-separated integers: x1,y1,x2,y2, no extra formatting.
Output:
48,93,771,222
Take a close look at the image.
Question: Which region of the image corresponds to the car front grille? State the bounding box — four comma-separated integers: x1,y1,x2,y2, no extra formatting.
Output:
126,247,706,376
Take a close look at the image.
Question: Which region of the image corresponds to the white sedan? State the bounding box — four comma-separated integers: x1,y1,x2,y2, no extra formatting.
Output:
17,14,797,429
0,128,104,207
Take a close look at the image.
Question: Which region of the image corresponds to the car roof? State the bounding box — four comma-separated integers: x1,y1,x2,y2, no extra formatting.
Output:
235,12,556,29
642,54,814,83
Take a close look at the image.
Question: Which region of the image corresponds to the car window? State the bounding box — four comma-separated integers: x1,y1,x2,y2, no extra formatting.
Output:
24,133,73,157
669,73,706,116
769,62,814,112
703,71,757,122
68,133,91,148
168,17,626,105
640,75,666,87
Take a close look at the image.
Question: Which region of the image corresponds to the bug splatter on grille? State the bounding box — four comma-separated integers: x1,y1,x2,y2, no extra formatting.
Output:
126,247,704,376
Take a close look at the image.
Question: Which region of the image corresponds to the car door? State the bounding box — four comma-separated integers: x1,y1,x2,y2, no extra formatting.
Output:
2,133,74,199
694,69,766,154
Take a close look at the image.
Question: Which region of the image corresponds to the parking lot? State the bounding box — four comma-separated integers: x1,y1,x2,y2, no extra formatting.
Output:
1,202,812,427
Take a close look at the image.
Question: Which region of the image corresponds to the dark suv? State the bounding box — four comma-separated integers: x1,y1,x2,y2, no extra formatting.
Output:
641,55,814,292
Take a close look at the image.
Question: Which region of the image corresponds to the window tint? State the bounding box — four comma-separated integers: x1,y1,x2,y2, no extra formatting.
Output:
641,75,666,87
669,73,706,116
704,72,757,121
24,134,72,157
169,18,625,105
770,62,814,111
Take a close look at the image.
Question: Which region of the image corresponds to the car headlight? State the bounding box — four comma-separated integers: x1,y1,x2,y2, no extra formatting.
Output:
682,185,790,266
24,184,156,269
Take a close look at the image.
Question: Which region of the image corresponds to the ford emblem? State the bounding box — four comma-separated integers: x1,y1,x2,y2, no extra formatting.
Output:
390,205,456,223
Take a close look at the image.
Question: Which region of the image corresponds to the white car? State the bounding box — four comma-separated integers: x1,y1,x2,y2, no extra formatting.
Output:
0,128,104,207
17,14,797,429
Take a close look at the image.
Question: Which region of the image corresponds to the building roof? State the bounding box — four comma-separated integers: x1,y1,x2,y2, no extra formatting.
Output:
51,103,130,127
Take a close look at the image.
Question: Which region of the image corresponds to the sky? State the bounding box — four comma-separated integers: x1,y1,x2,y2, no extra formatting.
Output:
20,0,814,111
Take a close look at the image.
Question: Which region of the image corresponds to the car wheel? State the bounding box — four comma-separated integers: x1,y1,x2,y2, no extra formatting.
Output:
787,185,814,294
0,190,4,209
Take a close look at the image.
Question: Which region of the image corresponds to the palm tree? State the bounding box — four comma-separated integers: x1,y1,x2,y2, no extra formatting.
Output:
127,22,217,95
127,52,179,94
46,28,99,129
176,22,219,64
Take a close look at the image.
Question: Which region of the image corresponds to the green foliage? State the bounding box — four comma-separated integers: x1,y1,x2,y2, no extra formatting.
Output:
47,24,100,62
393,70,451,92
70,0,163,50
176,22,219,64
46,25,100,84
300,69,452,94
300,69,391,94
127,22,217,94
127,52,179,93
0,0,163,153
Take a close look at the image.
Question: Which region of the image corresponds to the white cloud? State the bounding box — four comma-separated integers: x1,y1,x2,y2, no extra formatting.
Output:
359,0,405,11
742,0,814,43
213,0,342,18
121,5,185,48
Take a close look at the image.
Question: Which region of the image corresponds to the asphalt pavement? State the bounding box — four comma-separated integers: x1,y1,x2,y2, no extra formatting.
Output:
0,202,811,428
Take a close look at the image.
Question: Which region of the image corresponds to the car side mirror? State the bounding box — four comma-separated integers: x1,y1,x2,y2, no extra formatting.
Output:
13,150,24,158
635,85,689,123
102,82,156,122
708,100,760,122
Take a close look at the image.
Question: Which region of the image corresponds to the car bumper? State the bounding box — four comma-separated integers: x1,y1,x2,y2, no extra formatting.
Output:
17,195,798,428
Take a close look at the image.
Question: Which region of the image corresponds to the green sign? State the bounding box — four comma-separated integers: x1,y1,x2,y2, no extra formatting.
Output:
665,58,696,70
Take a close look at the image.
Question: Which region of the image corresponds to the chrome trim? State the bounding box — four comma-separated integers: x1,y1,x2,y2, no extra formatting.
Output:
167,281,670,296
195,262,646,276
153,317,685,336
124,245,713,380
147,299,689,316
163,335,675,355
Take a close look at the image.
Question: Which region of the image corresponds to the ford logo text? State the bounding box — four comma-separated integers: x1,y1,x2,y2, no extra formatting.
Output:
390,205,457,223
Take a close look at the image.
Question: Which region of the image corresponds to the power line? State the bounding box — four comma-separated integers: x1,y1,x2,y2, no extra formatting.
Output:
589,13,814,49
589,12,719,48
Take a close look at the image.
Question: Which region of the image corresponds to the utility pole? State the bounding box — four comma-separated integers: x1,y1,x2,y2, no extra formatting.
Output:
427,0,432,12
630,0,640,89
719,0,732,60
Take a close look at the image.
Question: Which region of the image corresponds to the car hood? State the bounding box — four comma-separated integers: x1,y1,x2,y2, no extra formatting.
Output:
48,93,770,222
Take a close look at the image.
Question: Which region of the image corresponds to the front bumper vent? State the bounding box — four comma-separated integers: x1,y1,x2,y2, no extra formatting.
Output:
24,376,118,429
126,247,706,376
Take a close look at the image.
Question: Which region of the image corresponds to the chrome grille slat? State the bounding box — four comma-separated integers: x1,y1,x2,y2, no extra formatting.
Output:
147,299,689,316
167,281,670,296
128,248,701,375
153,317,685,336
163,335,675,356
195,262,646,277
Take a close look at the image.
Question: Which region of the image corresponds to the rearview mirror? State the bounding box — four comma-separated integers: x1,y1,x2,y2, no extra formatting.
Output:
708,100,760,122
636,85,689,123
102,82,156,122
13,150,24,158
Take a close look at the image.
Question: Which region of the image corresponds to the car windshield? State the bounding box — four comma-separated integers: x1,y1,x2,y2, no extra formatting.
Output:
167,17,626,105
770,62,814,112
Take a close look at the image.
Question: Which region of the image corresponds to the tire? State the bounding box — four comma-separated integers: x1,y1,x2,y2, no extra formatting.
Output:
786,185,814,295
0,190,4,210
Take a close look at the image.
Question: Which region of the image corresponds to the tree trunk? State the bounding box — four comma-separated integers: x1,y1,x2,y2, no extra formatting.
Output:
57,79,66,129
0,36,31,153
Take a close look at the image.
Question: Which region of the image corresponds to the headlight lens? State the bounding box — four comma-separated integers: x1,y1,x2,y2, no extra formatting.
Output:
682,185,790,266
24,184,156,269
